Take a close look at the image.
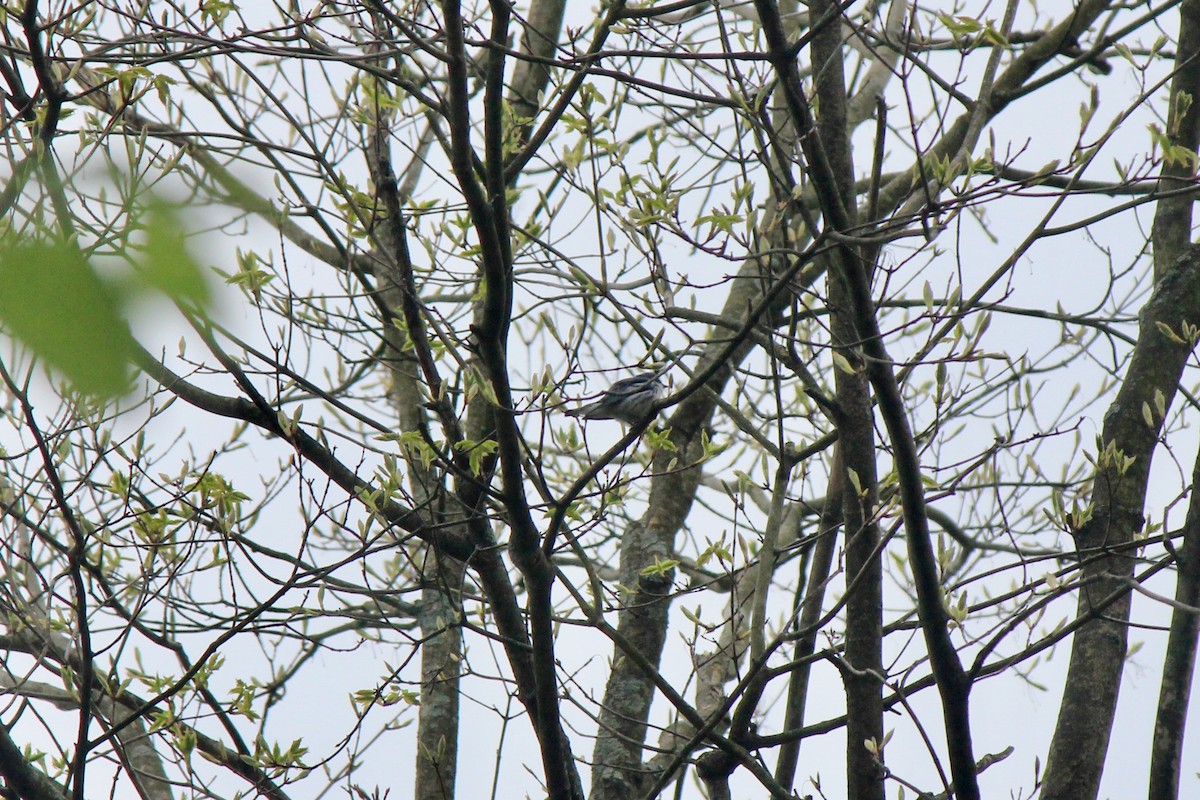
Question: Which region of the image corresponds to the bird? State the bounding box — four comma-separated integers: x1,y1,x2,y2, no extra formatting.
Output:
564,372,664,425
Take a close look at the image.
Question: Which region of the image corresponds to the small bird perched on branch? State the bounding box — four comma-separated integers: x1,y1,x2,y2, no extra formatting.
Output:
564,372,664,425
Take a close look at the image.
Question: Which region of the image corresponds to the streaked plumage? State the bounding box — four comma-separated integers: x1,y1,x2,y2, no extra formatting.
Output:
564,372,663,424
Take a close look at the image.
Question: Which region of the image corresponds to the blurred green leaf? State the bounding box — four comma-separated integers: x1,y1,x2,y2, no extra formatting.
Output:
0,198,213,398
140,199,210,305
0,238,134,397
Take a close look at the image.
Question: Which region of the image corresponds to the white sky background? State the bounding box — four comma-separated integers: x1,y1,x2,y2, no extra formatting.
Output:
3,1,1200,799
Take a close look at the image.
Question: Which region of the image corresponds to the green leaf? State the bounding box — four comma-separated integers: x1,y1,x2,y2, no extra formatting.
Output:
1156,320,1187,344
640,557,679,577
0,238,134,396
455,438,498,476
200,0,237,25
832,350,857,375
939,13,983,36
846,467,862,496
140,200,210,305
